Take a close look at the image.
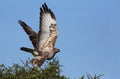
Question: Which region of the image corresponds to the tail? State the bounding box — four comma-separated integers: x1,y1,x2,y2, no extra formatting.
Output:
21,47,39,56
21,47,34,53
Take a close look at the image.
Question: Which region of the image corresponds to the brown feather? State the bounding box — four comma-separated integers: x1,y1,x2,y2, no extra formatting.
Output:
18,20,38,50
20,47,34,52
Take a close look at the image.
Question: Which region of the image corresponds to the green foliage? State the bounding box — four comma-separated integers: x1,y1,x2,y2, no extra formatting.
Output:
0,58,103,79
0,58,67,79
80,74,103,79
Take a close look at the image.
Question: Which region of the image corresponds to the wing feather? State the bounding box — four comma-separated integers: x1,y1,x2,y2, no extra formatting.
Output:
38,3,58,51
18,20,38,50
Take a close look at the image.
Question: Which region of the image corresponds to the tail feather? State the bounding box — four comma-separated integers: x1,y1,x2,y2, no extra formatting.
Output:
21,47,34,53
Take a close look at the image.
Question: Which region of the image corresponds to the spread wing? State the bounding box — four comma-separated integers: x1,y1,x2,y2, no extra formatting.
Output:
38,3,58,51
18,20,38,50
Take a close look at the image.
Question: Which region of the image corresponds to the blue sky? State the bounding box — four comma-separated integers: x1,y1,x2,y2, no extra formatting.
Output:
0,0,120,79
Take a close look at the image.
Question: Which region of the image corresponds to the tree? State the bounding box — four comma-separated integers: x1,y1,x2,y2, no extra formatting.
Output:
0,58,102,79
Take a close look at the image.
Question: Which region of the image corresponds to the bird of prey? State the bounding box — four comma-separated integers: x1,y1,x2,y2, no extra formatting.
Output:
18,3,60,68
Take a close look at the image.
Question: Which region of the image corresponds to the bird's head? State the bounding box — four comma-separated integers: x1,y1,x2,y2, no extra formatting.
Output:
54,48,60,53
46,48,60,60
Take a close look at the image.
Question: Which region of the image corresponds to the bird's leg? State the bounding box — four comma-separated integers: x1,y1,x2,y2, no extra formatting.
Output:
36,58,45,68
31,56,46,69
